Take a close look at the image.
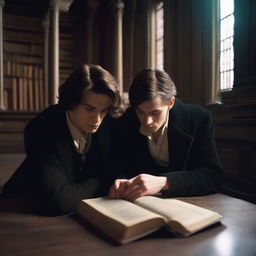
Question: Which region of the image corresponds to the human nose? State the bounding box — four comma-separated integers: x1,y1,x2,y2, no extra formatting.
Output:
143,115,153,125
92,111,101,123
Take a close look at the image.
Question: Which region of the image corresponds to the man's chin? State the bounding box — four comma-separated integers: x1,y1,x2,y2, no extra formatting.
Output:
144,127,158,134
86,127,99,133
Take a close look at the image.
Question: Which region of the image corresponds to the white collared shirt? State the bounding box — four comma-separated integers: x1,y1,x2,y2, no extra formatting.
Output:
66,111,90,154
139,111,169,167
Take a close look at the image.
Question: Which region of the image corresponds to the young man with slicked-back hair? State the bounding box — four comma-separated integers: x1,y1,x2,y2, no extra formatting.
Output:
109,69,223,201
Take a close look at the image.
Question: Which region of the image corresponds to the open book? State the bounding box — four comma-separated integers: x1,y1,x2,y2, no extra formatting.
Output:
77,196,222,244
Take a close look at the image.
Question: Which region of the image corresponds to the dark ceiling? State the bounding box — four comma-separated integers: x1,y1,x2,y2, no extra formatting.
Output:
3,0,111,18
3,0,50,17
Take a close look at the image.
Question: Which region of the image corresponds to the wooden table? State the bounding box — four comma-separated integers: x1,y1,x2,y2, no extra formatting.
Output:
0,194,255,256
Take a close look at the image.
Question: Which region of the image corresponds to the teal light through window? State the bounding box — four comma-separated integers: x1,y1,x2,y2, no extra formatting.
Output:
220,0,234,91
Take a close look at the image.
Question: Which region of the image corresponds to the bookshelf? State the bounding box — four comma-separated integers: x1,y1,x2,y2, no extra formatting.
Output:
59,11,75,85
3,14,45,111
0,8,78,153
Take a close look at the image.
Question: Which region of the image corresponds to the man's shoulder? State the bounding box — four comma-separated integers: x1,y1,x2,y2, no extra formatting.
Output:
121,107,139,121
117,107,139,127
33,104,64,120
171,99,213,131
24,104,69,154
25,104,67,142
187,103,211,118
175,98,211,119
28,104,65,128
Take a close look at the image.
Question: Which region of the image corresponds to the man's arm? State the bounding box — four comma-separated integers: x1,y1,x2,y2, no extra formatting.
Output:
38,151,102,215
161,111,223,197
109,110,223,200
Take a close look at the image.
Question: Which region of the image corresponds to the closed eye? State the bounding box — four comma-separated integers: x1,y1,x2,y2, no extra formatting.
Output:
101,108,109,114
151,111,161,115
83,104,94,111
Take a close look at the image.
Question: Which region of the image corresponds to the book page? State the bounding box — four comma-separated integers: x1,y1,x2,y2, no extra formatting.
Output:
134,196,222,234
82,197,164,226
78,197,166,243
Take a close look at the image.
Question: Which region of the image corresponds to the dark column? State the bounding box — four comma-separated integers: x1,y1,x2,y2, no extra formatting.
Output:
84,0,99,64
48,0,60,104
43,11,50,107
234,0,256,86
109,0,124,93
0,0,4,110
123,0,136,92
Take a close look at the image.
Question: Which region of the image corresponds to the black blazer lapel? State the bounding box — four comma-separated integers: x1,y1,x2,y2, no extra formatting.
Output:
53,109,75,182
168,98,193,171
168,125,193,171
56,132,74,181
138,135,154,170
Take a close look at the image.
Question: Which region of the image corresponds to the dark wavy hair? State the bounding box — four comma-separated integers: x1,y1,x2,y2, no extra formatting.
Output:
129,69,177,107
58,64,122,117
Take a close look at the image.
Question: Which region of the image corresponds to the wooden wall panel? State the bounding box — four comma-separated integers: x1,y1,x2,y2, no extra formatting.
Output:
209,86,256,203
0,112,36,153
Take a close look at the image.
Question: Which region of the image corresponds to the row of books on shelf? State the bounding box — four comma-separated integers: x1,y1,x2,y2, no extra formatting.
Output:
4,77,45,111
4,61,43,79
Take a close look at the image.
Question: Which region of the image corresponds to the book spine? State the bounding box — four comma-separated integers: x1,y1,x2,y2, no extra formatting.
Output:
3,14,45,111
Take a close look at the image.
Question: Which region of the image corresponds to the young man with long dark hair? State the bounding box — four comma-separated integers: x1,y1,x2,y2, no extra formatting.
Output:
2,64,121,215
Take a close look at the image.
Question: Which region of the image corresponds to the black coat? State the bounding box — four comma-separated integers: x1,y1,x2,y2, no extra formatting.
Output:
114,98,223,196
2,104,113,215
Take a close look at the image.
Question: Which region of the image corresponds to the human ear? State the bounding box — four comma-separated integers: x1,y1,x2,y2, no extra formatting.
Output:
168,97,175,110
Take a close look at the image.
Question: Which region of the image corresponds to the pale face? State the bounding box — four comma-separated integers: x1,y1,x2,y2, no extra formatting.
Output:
68,90,112,134
135,96,175,135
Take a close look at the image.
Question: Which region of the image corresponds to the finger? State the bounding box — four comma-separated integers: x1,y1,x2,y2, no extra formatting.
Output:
125,186,145,201
126,190,145,202
108,185,113,198
109,180,122,198
116,181,128,198
109,183,118,198
123,176,142,197
128,187,149,201
108,185,116,198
